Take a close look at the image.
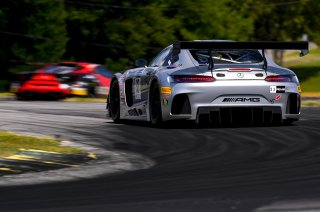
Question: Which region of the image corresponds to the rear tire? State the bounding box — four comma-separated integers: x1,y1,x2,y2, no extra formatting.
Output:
109,80,121,123
149,82,162,126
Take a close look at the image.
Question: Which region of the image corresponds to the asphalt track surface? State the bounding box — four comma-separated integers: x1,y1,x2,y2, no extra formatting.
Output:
0,101,320,212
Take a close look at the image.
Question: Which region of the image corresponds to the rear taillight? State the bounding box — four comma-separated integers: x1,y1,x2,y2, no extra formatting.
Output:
265,75,293,82
173,75,215,83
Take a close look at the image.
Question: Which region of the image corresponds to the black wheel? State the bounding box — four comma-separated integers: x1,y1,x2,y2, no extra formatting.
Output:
109,80,121,122
149,82,162,126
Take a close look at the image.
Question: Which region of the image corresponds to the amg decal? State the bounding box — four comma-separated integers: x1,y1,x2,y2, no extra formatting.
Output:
222,98,260,102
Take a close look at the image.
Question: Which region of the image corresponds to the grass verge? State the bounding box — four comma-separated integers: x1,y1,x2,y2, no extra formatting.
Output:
302,101,320,107
0,92,14,97
301,92,320,98
0,132,82,157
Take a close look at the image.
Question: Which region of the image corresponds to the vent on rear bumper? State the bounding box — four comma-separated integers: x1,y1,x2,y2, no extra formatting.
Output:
171,94,191,115
286,93,300,114
197,107,282,125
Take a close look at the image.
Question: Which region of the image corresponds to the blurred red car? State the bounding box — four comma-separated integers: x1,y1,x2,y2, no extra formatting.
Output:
11,62,112,100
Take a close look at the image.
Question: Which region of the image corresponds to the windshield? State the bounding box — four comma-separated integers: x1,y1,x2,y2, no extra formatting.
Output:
190,49,264,65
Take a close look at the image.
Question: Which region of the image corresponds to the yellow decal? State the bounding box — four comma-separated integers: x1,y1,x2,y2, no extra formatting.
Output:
71,89,88,96
297,85,302,93
87,152,97,159
5,155,38,161
161,87,172,94
42,161,79,167
20,149,61,154
0,167,19,172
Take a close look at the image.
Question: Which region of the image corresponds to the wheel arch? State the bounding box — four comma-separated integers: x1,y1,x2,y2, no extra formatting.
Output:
107,75,122,116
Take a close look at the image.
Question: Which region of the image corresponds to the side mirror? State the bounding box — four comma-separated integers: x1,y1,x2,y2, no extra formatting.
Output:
135,59,147,67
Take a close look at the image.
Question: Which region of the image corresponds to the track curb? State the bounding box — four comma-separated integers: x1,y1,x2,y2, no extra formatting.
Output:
0,139,155,186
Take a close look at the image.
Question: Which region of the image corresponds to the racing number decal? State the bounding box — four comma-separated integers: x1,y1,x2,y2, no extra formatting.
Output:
133,78,141,100
270,86,277,93
270,86,285,93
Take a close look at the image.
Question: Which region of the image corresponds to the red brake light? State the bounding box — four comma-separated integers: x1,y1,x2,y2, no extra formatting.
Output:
265,75,292,82
174,75,215,83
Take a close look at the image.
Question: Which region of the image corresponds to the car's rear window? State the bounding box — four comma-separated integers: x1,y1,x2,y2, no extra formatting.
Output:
190,50,264,64
43,65,81,74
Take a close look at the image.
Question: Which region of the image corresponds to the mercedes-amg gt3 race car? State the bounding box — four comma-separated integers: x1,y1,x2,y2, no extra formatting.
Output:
107,41,308,125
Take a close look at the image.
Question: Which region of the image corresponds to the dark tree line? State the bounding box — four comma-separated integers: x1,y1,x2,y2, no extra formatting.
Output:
0,0,319,88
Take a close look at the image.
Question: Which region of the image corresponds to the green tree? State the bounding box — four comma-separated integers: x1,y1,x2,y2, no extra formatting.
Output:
241,0,320,43
0,0,68,80
64,2,105,63
173,0,253,41
11,0,68,63
64,0,254,72
237,0,320,64
104,1,180,71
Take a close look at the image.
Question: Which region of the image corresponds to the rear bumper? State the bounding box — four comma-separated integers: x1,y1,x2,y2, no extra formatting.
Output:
197,106,284,124
17,86,70,98
18,85,69,94
161,80,301,122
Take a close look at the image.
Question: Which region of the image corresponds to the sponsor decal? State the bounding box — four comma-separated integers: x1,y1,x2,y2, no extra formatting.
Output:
133,78,141,99
161,87,172,94
222,98,260,102
128,108,139,116
297,85,302,93
119,75,125,84
270,94,282,103
163,98,168,105
71,88,88,96
59,84,69,89
270,86,285,93
97,86,109,95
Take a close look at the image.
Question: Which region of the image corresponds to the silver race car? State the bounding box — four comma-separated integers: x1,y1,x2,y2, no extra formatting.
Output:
107,41,308,125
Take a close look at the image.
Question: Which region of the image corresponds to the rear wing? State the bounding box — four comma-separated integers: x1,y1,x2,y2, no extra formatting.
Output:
172,40,309,70
173,41,309,56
